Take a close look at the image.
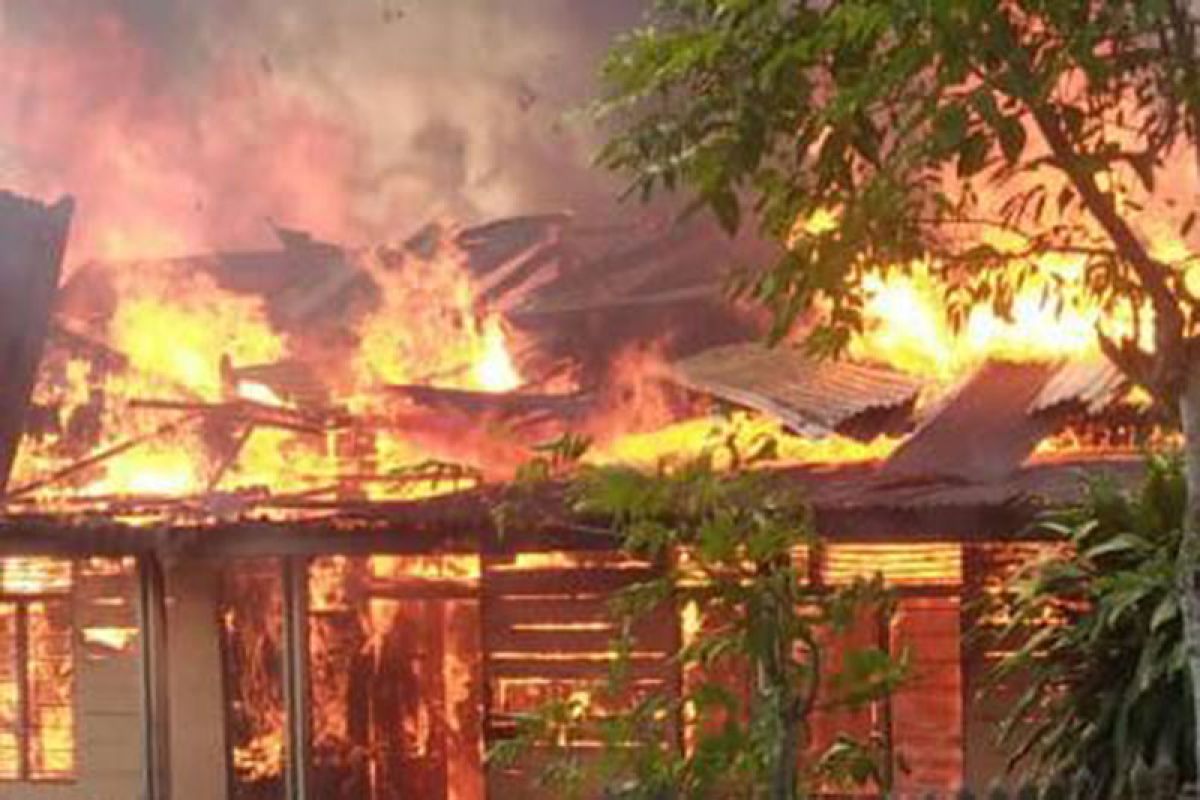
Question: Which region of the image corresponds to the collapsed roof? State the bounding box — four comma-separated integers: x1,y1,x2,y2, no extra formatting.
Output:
0,189,1150,530
667,342,922,440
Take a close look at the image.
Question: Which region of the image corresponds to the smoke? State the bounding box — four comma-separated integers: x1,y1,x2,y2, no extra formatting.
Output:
0,0,646,261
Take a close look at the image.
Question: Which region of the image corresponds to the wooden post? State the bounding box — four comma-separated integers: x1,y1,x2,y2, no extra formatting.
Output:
282,557,312,800
876,603,896,794
0,191,73,492
14,602,29,781
137,554,171,800
961,544,984,788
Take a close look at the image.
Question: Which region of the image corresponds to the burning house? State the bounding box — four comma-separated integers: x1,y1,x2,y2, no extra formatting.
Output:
0,186,1154,800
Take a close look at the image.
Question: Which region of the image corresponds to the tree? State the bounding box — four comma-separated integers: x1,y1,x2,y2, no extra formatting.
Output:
490,445,905,800
989,452,1190,795
594,0,1200,768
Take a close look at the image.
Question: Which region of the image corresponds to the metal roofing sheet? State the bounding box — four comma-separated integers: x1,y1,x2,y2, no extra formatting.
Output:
1029,358,1128,415
879,360,1061,484
668,343,924,438
793,452,1143,511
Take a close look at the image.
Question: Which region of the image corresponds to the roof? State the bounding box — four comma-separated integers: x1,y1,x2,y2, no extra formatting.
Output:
803,452,1142,510
880,360,1062,483
508,220,731,318
0,453,1145,556
668,343,924,439
1029,357,1128,415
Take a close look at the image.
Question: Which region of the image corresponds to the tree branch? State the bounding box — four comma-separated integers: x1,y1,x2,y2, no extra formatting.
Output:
988,10,1190,400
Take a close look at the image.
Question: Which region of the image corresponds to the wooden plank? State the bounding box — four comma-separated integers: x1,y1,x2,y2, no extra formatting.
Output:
77,603,138,629
487,656,674,681
362,578,478,600
77,573,139,598
488,595,614,626
281,557,313,800
0,192,73,492
136,554,171,800
482,567,659,597
486,606,679,650
485,626,620,654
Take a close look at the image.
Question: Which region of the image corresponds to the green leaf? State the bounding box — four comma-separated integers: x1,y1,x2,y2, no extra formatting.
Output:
957,131,991,177
1150,594,1178,632
710,189,741,235
933,105,968,152
1182,211,1197,238
1083,533,1150,560
1129,152,1156,193
996,116,1027,164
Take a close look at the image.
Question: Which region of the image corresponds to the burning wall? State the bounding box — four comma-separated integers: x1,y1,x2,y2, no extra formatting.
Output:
0,556,143,799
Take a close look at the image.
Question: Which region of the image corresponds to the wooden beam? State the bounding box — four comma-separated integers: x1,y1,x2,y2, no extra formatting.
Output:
137,554,172,800
15,602,29,781
0,499,1044,562
281,557,312,800
0,192,74,492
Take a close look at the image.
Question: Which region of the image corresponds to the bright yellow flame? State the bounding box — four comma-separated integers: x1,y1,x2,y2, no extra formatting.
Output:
13,232,529,504
109,269,284,398
472,315,522,392
354,246,524,393
236,380,286,407
90,447,200,497
589,412,898,469
850,258,1124,382
82,626,138,653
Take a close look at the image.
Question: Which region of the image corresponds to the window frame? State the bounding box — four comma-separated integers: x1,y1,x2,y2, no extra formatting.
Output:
0,566,77,784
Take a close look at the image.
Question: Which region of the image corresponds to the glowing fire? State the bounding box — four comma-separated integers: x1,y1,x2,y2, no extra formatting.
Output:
472,315,522,393
353,246,521,394
10,231,528,504
847,254,1140,383
587,413,899,470
109,269,286,398
0,559,75,781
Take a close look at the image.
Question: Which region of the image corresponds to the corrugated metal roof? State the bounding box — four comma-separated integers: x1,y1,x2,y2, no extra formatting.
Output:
668,343,924,438
512,222,726,317
794,452,1144,512
1028,358,1128,415
880,360,1061,484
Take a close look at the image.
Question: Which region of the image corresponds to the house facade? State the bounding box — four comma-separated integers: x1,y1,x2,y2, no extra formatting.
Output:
0,452,1141,800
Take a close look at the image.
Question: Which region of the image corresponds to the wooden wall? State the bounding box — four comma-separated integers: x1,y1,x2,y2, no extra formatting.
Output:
482,551,680,799
4,558,143,800
167,561,231,800
0,539,1053,799
891,596,964,793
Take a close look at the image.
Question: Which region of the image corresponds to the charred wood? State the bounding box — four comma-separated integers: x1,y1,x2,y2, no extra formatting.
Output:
384,384,592,424
0,192,74,491
130,398,345,435
204,424,256,493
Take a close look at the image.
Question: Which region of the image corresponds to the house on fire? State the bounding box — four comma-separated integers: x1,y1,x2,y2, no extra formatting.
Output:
0,189,1153,800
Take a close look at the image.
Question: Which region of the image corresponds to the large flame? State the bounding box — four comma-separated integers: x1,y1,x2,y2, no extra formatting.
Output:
9,232,528,504
849,259,1102,381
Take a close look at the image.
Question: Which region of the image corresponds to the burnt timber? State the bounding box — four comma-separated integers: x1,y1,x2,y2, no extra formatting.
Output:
0,192,73,492
0,452,1145,558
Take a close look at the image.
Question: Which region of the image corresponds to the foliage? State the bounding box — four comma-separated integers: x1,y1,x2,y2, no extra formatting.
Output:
489,447,906,800
596,4,1200,778
595,0,1200,406
988,452,1193,796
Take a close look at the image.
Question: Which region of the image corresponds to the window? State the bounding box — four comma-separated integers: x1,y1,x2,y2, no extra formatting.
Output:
0,558,74,781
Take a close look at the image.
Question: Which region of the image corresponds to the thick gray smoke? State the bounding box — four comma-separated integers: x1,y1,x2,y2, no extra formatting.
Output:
0,0,647,257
